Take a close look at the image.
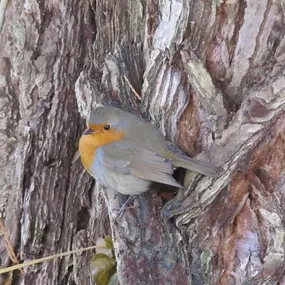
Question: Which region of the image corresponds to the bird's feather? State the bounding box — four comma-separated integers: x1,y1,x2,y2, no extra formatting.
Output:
166,142,219,176
100,143,183,188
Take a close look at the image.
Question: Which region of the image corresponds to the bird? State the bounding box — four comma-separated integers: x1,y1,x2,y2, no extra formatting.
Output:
79,106,219,197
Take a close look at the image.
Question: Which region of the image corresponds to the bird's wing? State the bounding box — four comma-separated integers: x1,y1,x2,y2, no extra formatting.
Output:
101,143,183,188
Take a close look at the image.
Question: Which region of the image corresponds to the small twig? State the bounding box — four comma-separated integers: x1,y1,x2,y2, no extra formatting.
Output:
123,75,141,101
0,244,103,275
0,218,24,275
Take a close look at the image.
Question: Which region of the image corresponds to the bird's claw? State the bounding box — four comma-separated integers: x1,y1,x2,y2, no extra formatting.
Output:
114,195,134,221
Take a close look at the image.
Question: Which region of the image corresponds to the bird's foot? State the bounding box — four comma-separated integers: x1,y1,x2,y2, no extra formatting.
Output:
115,196,134,221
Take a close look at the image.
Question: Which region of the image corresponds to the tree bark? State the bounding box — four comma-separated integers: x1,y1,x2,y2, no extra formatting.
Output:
0,0,285,285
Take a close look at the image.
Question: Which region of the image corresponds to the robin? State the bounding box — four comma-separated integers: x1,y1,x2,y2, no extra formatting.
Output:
79,106,218,197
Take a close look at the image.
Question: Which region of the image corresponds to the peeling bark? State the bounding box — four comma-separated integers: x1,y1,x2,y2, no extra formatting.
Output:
0,0,285,284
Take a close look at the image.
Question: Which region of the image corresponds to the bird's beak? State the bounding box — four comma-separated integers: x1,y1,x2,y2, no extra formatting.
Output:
83,128,94,135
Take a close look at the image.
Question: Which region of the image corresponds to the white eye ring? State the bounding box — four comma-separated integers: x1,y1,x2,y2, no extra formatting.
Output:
104,125,110,130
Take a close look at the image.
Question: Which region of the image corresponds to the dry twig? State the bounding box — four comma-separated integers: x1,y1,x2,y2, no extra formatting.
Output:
0,244,102,275
123,75,141,101
0,218,24,275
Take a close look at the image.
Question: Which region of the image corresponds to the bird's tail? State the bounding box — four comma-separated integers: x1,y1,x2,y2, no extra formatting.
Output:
170,153,219,176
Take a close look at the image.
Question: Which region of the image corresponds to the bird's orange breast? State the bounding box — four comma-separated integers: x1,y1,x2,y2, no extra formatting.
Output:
79,128,125,171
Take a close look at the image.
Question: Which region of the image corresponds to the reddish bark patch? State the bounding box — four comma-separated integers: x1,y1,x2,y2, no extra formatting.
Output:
146,0,159,48
203,174,251,232
158,192,176,201
218,200,258,285
203,115,285,283
176,99,200,157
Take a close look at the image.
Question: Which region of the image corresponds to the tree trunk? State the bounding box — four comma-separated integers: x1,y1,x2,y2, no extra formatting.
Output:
0,0,285,284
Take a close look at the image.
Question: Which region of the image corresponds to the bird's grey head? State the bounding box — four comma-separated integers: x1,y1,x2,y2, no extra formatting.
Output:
88,106,127,130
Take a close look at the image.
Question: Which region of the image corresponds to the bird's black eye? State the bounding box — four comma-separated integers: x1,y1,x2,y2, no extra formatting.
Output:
104,125,110,131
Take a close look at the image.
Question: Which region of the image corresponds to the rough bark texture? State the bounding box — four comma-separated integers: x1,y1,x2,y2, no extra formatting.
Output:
0,0,285,284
